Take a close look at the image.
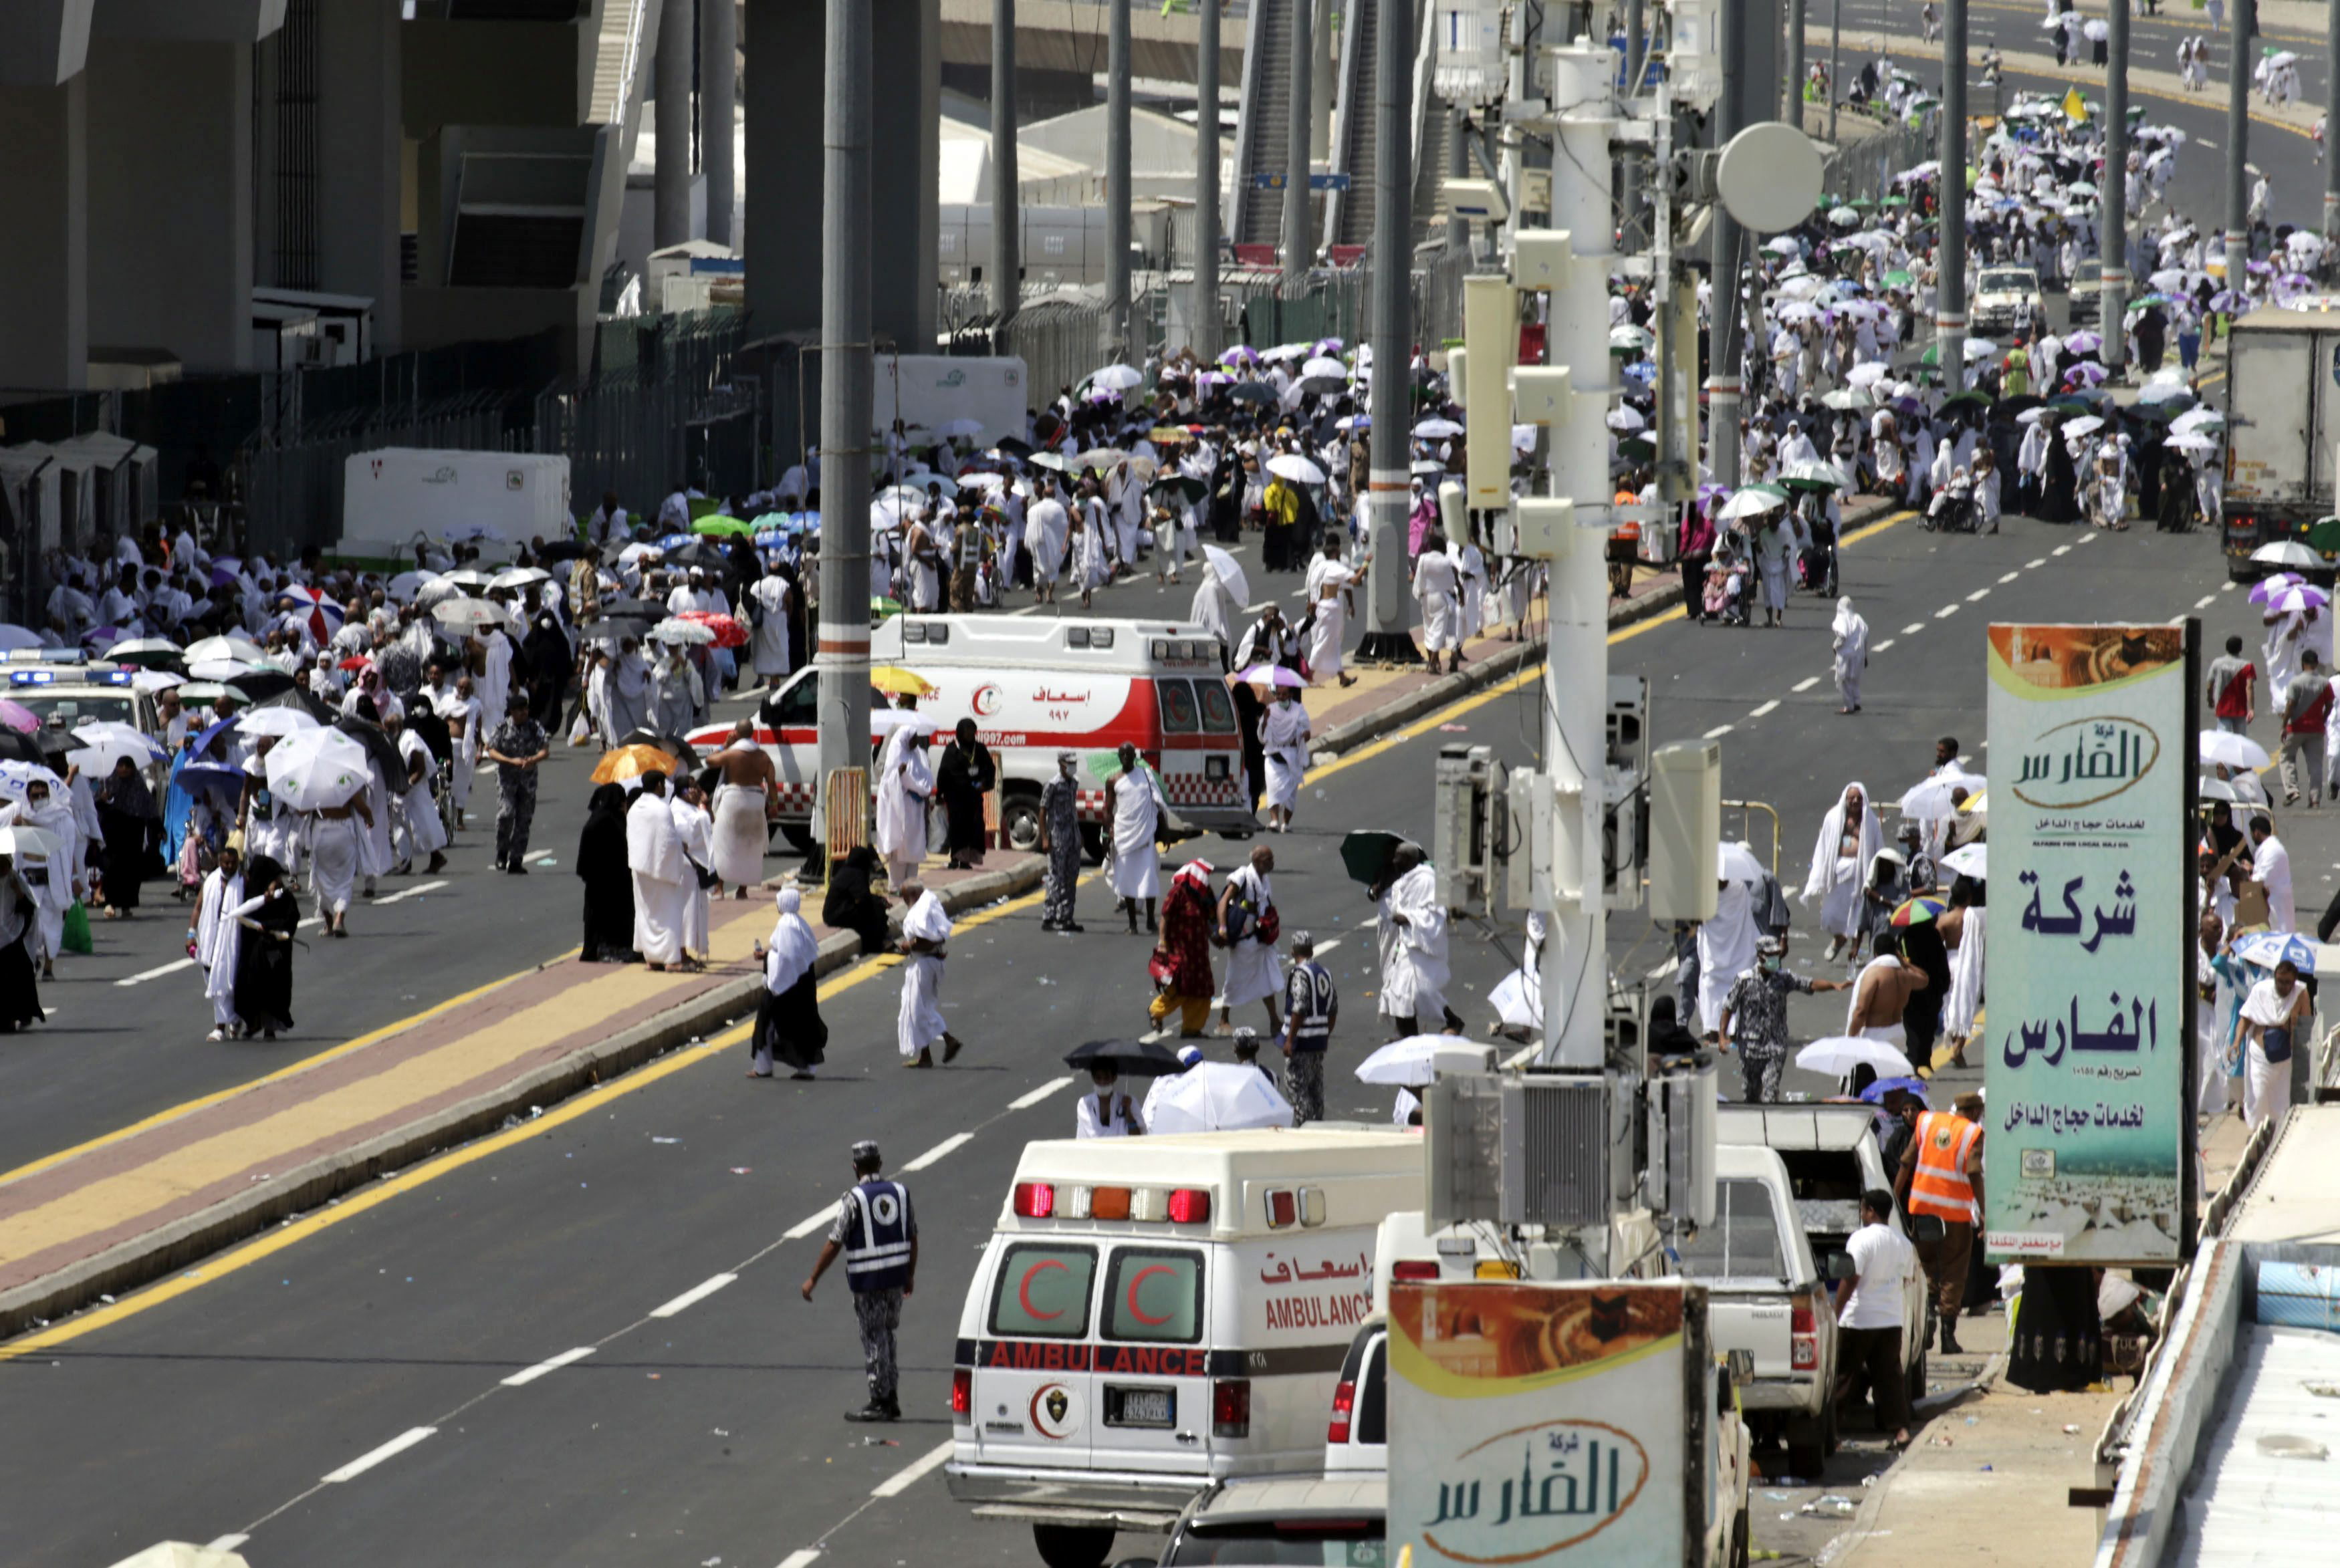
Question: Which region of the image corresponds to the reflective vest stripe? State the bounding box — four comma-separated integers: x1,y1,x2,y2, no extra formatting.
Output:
841,1181,914,1289
1908,1112,1981,1222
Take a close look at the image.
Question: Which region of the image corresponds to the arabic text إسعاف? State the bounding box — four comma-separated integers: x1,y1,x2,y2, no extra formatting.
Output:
1257,1251,1370,1285
2001,993,2159,1069
2015,868,2139,953
2016,722,2146,792
1427,1440,1625,1531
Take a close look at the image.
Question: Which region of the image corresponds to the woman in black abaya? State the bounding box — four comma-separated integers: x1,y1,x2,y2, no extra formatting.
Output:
0,853,43,1031
232,854,300,1039
94,757,159,917
576,782,636,961
749,886,827,1078
822,844,893,954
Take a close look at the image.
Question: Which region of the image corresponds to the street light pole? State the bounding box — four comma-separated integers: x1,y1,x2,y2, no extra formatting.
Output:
814,0,873,876
1710,0,1748,489
2226,0,2254,285
1106,0,1132,358
990,0,1019,334
1788,0,1806,130
1936,0,1969,390
2103,0,2129,374
1284,0,1315,285
1196,0,1221,359
1830,0,1843,144
1361,0,1417,661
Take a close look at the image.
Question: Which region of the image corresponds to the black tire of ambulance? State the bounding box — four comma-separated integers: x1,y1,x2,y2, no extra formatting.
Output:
1032,1521,1117,1568
779,821,818,858
1000,789,1042,852
1079,823,1107,866
1905,1347,1929,1412
1730,1507,1751,1568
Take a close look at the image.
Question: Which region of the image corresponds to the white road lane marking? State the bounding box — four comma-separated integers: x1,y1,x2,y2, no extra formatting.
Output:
901,1133,972,1172
778,1551,824,1568
1901,623,1925,634
2221,581,2237,592
1936,604,1960,618
1703,724,1734,739
2077,533,2099,545
374,880,449,906
1749,700,1778,718
322,1427,437,1484
2196,594,2218,609
871,1439,956,1498
1966,587,1991,602
1010,604,1043,616
1875,639,1895,651
2026,557,2048,569
784,1202,842,1240
1312,937,1342,956
2054,544,2072,556
117,957,196,987
1792,676,1820,692
1999,571,2020,583
501,1346,596,1387
205,1537,250,1553
1008,1075,1075,1110
649,1273,737,1318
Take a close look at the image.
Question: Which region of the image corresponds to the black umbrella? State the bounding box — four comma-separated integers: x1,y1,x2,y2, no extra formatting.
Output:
534,539,596,563
1149,475,1209,505
994,435,1035,459
225,668,301,704
1227,382,1276,405
599,598,665,622
1339,829,1407,889
618,727,699,769
333,715,405,781
0,730,54,769
661,538,729,571
246,685,331,723
1063,1039,1189,1079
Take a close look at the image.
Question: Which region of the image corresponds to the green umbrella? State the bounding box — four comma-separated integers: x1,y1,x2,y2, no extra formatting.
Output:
1879,195,1910,208
692,516,756,538
1883,269,1915,287
1941,389,1992,411
870,594,901,618
1619,436,1657,461
687,496,723,521
1745,481,1791,503
1149,475,1209,505
2308,516,2340,554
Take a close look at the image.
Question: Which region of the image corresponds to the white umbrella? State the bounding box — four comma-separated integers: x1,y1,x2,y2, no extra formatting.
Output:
1764,236,1801,256
2170,408,2224,434
1940,843,1987,880
616,542,665,566
0,625,47,653
439,567,493,589
1796,1036,1915,1079
1847,362,1889,388
1088,364,1145,392
104,636,181,661
1899,768,1986,821
187,659,255,682
0,824,60,862
2200,730,2271,771
237,707,320,739
1488,972,1541,1030
2062,414,2105,440
0,763,62,801
2168,433,2220,456
1355,1034,1482,1087
385,569,439,602
66,741,152,779
132,671,184,694
868,709,940,737
1145,1060,1294,1133
2252,540,2323,570
1606,406,1647,432
1266,453,1327,485
1717,489,1784,519
489,566,551,590
1236,663,1308,689
431,597,512,635
650,618,717,646
183,634,267,666
263,729,374,811
1718,841,1767,883
1201,544,1250,606
1300,356,1350,382
1413,418,1465,438
413,577,468,609
1410,459,1447,477
1963,338,1997,362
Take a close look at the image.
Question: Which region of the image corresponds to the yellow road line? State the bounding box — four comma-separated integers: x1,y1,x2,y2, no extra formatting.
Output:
0,878,1054,1361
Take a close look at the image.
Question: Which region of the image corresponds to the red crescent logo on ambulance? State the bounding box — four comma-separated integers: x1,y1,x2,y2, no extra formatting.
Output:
971,683,1003,717
1125,1265,1177,1326
1018,1259,1070,1319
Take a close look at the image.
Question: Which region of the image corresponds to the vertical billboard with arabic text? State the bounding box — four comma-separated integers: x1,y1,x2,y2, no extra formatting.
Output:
1388,1281,1706,1568
1985,622,2197,1266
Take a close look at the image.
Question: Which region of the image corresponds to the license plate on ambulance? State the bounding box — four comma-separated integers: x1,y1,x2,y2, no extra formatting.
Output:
1104,1386,1175,1428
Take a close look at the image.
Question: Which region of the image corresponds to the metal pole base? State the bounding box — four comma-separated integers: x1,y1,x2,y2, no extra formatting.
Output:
1355,631,1425,664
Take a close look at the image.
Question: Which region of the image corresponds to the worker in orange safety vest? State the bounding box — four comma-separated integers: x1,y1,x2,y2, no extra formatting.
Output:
1894,1090,1986,1354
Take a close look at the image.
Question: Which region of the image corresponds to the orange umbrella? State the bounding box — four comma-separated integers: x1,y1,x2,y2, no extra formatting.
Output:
591,742,679,785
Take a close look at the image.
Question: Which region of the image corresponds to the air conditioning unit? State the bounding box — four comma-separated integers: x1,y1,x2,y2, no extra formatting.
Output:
1425,1071,1507,1230
1502,1072,1614,1229
1434,744,1500,915
1642,1060,1719,1228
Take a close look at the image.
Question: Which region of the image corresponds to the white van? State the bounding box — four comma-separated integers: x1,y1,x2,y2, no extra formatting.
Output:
943,1128,1423,1568
691,615,1256,856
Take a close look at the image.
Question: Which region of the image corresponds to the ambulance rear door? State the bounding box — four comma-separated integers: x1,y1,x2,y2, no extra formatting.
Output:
967,1237,1099,1470
1090,1242,1216,1474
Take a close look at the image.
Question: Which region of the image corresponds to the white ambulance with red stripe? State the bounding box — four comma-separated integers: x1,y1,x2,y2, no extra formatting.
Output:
944,1129,1422,1568
690,614,1258,858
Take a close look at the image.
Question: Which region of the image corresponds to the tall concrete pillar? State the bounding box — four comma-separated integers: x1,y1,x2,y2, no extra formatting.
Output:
655,0,694,249
704,0,736,248
1284,0,1315,283
0,80,87,390
1311,0,1334,163
868,0,939,348
314,0,404,351
86,37,253,372
990,0,1018,328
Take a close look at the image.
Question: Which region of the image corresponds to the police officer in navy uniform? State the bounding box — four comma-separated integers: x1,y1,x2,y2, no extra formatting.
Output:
802,1139,919,1422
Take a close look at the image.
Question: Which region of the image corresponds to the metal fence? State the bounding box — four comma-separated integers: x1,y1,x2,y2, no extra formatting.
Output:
1000,296,1115,402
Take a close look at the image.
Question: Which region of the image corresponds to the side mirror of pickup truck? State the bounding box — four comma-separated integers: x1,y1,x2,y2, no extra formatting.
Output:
1826,1253,1858,1283
1726,1348,1755,1386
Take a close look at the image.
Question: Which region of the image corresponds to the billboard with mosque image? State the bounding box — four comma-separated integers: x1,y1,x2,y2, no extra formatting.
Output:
1984,622,2198,1267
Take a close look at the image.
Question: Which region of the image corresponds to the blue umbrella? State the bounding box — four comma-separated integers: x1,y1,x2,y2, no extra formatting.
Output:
1858,1075,1930,1106
2234,930,2318,972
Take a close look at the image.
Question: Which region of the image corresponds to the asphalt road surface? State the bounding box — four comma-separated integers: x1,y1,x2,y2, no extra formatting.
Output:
0,485,2291,1568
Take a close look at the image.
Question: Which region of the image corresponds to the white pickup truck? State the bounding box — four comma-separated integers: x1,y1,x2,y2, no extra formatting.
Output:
1675,1144,1843,1478
1720,1104,1931,1408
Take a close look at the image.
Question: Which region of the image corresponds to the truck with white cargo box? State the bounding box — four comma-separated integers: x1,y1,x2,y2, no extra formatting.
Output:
2217,304,2340,580
874,354,1029,452
340,449,572,563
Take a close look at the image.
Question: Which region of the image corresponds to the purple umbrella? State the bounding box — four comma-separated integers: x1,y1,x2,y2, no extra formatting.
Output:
2065,362,2111,387
2249,571,2305,606
2064,329,2104,353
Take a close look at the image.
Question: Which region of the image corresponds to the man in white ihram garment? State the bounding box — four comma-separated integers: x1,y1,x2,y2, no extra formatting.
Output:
897,884,965,1068
671,783,714,964
1696,874,1761,1036
1105,743,1163,934
741,566,793,690
383,710,449,876
1802,781,1881,965
1302,538,1357,687
1832,598,1869,714
1412,540,1463,674
1260,688,1311,832
873,715,935,889
193,842,246,1039
1024,479,1070,604
1375,843,1461,1037
1217,845,1286,1035
626,773,690,971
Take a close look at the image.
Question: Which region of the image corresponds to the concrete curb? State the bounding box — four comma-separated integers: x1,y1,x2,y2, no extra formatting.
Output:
0,859,1042,1341
1817,1350,2008,1567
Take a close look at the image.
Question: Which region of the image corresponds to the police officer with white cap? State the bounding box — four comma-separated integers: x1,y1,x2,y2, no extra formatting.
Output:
802,1139,918,1422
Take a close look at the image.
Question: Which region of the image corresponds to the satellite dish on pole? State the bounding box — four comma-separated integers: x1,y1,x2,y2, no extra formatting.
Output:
1716,122,1825,234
